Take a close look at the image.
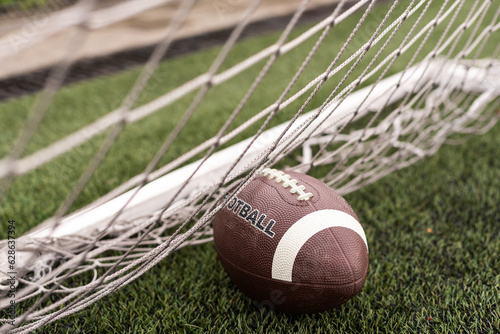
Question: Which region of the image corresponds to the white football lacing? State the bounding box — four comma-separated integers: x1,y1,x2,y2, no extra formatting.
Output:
260,168,314,201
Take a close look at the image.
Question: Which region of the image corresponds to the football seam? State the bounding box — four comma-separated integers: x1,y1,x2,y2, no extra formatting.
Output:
310,200,357,294
215,243,364,288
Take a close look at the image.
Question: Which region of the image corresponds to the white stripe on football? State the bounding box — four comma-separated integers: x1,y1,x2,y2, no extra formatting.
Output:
271,209,368,282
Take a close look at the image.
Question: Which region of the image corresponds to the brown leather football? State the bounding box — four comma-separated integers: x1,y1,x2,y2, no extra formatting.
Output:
213,168,369,313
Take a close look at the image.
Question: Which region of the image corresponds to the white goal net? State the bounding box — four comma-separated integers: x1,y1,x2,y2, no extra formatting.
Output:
0,0,499,332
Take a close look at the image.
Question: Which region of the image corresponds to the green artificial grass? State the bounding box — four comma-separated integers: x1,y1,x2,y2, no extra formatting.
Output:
0,0,47,12
2,0,498,234
1,0,499,332
33,123,500,333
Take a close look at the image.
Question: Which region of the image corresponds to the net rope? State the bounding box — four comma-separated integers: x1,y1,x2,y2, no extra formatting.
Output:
0,0,499,332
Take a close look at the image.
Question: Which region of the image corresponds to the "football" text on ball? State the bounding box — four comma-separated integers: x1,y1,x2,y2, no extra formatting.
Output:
226,196,276,238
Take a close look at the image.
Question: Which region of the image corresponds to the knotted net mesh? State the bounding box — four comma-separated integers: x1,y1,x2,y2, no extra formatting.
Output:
0,0,499,332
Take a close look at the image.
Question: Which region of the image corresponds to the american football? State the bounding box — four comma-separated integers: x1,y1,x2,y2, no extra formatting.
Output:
213,168,369,313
